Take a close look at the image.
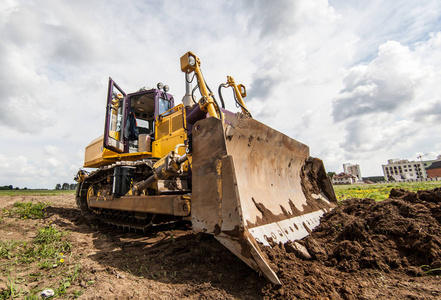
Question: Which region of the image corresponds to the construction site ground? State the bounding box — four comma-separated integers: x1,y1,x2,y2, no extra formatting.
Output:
1,188,441,299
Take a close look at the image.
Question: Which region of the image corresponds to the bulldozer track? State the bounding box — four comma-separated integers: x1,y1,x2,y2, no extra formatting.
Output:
76,161,190,234
98,216,190,233
78,195,190,233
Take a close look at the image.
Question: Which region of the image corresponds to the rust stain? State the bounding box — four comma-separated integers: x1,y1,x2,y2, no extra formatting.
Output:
302,222,312,235
216,160,222,197
244,158,337,229
214,224,221,235
221,225,241,238
248,135,254,147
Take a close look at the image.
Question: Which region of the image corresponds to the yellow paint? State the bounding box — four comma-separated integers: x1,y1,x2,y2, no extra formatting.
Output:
225,76,251,117
87,186,94,204
153,104,187,159
84,145,153,168
216,160,222,198
109,131,120,140
180,51,222,119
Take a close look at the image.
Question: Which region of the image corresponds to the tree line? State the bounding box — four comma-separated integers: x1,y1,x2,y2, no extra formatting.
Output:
55,183,78,190
1,184,78,190
0,185,15,190
0,185,30,190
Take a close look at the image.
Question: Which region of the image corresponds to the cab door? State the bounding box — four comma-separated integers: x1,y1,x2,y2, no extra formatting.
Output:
104,78,127,153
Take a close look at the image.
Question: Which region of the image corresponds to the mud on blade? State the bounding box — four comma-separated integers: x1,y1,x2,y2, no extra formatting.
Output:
191,115,337,285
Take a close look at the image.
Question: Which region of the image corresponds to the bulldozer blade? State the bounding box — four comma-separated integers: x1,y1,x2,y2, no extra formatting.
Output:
191,115,337,285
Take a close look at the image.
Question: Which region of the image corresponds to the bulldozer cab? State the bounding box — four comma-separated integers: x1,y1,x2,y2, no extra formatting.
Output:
104,77,174,154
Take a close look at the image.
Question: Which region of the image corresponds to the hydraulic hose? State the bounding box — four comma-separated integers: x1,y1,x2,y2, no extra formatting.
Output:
233,91,252,118
191,85,198,104
204,78,223,121
217,84,227,109
218,83,253,118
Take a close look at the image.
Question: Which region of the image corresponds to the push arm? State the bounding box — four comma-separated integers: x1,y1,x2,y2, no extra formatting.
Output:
225,76,252,118
180,52,222,119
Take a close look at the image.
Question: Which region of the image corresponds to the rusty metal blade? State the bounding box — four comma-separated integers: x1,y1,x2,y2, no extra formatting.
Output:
191,115,337,284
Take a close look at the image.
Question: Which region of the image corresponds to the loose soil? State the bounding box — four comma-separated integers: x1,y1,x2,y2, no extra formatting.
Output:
1,188,441,299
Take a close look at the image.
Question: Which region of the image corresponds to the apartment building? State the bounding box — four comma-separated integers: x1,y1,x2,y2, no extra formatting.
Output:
382,157,439,181
343,163,362,181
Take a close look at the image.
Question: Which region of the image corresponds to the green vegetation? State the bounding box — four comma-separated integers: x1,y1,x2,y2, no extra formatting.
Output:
0,226,70,265
55,183,78,191
0,201,84,299
0,275,24,299
5,202,48,220
0,186,13,191
333,181,441,201
0,225,80,298
0,189,74,196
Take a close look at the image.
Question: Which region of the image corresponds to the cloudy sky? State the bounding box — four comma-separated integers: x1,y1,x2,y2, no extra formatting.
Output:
1,0,441,189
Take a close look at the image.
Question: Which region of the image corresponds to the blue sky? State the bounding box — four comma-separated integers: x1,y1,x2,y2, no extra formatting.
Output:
1,0,441,188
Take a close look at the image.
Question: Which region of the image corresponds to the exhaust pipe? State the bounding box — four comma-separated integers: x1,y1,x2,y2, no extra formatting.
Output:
182,73,194,107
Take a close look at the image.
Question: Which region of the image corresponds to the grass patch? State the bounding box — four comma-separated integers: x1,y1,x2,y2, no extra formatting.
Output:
35,226,63,244
11,202,47,220
333,181,441,201
34,226,72,266
0,190,74,196
1,226,71,266
0,225,79,298
55,264,83,297
0,275,25,299
0,241,21,260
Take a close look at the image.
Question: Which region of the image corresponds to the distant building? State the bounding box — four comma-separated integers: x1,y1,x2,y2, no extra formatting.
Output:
332,172,357,185
343,163,362,181
382,156,441,181
426,161,441,178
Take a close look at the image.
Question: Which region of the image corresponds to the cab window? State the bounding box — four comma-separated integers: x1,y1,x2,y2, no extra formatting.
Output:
159,98,171,114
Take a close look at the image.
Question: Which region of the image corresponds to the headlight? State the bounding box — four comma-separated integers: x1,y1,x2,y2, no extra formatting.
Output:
157,82,164,90
163,85,169,92
238,84,247,97
180,52,198,73
188,55,196,66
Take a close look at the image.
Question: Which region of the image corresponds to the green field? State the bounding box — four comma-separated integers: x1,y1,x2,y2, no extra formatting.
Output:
2,181,440,202
0,189,75,196
333,181,441,201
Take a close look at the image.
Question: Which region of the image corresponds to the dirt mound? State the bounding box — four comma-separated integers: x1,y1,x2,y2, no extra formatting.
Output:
262,188,441,299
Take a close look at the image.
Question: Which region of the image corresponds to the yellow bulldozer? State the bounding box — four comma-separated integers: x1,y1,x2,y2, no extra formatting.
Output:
75,51,337,284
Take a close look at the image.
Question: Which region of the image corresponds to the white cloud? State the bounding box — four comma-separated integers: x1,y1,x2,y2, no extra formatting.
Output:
333,41,428,121
0,154,38,188
328,32,441,173
44,145,58,155
46,157,61,168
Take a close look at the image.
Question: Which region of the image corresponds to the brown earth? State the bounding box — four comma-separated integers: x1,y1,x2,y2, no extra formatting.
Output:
1,189,441,299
